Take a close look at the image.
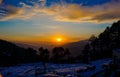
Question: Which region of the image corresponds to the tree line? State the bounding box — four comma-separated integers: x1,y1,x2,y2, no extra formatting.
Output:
0,20,120,66
0,39,74,66
81,20,120,63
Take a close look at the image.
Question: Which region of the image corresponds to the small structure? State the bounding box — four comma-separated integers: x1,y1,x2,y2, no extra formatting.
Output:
113,49,120,68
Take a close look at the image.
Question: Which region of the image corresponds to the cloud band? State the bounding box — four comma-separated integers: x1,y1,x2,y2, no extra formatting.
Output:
0,0,120,22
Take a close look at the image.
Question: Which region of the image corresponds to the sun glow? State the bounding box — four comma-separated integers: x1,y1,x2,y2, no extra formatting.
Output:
52,36,67,44
57,38,62,42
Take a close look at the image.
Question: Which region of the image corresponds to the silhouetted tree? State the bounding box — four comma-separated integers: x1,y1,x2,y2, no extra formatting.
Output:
25,47,37,62
38,47,50,73
89,35,97,41
64,48,71,62
52,47,64,63
82,43,90,63
88,20,120,61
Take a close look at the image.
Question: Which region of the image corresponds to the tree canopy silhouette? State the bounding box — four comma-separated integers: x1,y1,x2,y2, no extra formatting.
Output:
82,20,120,61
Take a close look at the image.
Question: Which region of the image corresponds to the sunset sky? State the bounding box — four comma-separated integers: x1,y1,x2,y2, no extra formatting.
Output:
0,0,120,45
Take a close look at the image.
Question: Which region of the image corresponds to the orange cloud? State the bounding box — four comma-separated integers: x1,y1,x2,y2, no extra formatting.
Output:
0,0,2,4
40,1,120,22
0,0,120,22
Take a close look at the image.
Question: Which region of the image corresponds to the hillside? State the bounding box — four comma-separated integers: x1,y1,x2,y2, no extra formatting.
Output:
0,39,37,66
15,40,89,57
82,20,120,60
63,40,89,56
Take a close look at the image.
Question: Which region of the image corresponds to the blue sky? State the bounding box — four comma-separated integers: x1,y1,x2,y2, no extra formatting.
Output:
2,0,112,6
0,0,120,44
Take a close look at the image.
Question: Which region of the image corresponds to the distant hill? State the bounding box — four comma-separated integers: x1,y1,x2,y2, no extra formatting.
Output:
15,42,54,51
0,39,37,66
63,40,89,57
15,42,39,50
15,40,89,57
0,39,25,53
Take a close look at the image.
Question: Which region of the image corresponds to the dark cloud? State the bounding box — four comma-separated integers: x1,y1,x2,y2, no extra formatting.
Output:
91,11,120,22
0,5,23,20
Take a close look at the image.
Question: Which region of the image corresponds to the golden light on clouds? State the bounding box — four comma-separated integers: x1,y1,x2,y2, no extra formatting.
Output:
0,0,2,4
0,0,120,22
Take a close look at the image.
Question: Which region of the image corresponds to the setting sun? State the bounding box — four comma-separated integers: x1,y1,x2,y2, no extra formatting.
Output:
57,38,62,42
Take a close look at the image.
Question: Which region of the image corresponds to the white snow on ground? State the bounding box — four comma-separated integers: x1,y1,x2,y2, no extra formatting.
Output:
0,59,111,77
79,59,112,77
